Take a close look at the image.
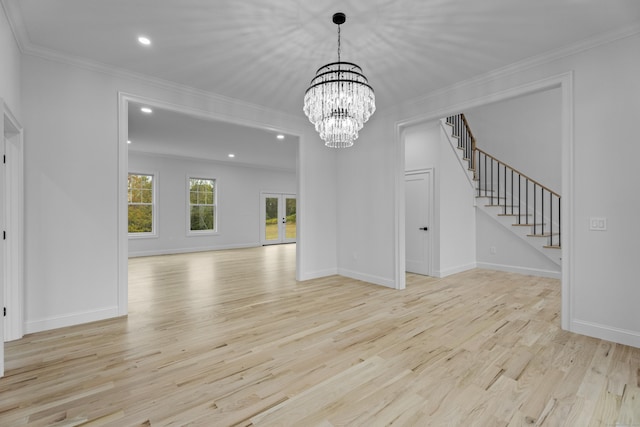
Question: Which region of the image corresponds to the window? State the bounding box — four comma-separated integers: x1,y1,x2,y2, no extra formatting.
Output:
128,173,155,236
189,177,216,233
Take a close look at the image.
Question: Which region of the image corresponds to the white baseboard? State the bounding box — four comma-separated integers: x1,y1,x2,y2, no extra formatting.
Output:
435,262,477,278
297,268,339,281
476,262,561,279
338,268,396,289
25,306,120,334
128,243,260,258
571,319,640,349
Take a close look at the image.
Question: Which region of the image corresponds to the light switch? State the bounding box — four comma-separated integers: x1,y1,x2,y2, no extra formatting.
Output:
590,217,607,231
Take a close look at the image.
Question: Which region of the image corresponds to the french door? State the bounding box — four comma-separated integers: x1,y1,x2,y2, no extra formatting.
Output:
260,193,296,245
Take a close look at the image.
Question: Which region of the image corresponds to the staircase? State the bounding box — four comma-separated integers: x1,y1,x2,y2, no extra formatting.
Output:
444,114,561,266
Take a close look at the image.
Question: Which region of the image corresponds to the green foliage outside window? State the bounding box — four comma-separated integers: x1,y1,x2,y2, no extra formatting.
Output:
190,178,216,231
128,174,153,233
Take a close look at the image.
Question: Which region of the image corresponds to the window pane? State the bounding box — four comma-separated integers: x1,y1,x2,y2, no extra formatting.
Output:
190,205,214,231
128,174,154,234
141,189,153,203
285,197,296,239
264,197,278,241
128,205,153,233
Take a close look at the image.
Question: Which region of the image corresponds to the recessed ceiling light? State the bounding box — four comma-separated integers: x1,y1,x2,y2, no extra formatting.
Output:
127,140,131,144
228,153,235,158
140,107,152,114
276,134,285,140
138,36,151,46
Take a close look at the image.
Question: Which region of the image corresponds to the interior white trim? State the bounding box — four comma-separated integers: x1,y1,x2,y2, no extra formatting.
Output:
2,99,24,343
393,71,573,330
476,262,561,280
385,22,639,116
129,149,296,174
129,243,261,258
571,319,640,349
337,268,396,289
434,263,477,279
25,306,119,335
118,92,305,316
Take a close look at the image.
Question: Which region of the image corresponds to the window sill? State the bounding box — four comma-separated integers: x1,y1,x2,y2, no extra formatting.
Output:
128,233,158,240
187,231,219,237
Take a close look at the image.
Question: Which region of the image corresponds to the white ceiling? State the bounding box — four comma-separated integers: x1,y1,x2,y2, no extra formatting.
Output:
4,0,640,167
127,103,298,171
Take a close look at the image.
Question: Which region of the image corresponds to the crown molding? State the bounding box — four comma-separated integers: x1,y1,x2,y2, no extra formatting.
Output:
128,148,297,174
1,0,306,127
1,0,26,51
382,20,640,116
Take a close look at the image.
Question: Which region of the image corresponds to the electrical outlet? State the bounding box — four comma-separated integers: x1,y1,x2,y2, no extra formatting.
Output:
490,246,496,254
590,217,607,231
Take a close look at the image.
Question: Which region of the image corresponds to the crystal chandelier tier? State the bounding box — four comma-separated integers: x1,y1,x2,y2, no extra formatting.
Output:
303,13,376,148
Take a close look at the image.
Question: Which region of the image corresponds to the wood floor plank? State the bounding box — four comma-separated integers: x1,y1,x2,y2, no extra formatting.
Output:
1,245,639,426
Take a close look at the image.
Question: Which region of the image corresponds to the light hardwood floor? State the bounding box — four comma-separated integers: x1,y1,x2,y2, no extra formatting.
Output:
1,245,639,426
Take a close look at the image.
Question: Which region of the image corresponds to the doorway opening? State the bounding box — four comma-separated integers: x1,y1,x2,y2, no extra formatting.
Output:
394,73,572,330
118,93,302,317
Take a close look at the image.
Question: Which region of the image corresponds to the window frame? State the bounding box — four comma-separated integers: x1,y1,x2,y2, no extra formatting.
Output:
187,176,218,236
127,172,158,239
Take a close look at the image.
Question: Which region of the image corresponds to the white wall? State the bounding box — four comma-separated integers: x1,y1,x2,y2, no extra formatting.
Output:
465,88,562,192
21,53,336,333
0,4,20,115
476,210,561,277
128,151,296,256
336,116,397,287
438,125,476,276
403,120,476,278
340,31,640,347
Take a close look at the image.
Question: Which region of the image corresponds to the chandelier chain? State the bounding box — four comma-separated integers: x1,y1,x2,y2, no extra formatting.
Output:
337,25,341,63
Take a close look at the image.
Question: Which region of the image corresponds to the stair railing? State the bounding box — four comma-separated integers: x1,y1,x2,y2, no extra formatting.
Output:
476,149,561,248
447,114,476,175
446,113,561,249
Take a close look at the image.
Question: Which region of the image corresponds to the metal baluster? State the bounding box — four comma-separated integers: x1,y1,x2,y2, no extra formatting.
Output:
533,183,537,235
541,188,545,236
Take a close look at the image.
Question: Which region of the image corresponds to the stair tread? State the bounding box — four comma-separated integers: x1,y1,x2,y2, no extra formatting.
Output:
512,223,545,227
543,245,561,249
528,233,560,237
498,213,532,217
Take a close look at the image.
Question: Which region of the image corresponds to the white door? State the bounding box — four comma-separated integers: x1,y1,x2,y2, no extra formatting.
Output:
0,139,5,376
405,171,432,276
261,193,297,245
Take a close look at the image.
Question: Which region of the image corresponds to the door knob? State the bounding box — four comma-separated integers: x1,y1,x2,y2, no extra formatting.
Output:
419,227,428,231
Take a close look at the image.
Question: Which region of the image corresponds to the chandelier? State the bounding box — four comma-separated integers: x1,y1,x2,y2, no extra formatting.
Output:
303,13,376,148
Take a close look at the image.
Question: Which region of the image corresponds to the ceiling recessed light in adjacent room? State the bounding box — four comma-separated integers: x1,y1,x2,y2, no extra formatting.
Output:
276,134,285,140
127,140,131,144
140,107,152,114
138,36,151,46
228,153,235,158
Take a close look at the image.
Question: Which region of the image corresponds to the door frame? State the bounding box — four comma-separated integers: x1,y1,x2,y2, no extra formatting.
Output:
260,192,297,245
118,92,304,317
393,72,573,331
1,99,25,376
404,169,433,276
